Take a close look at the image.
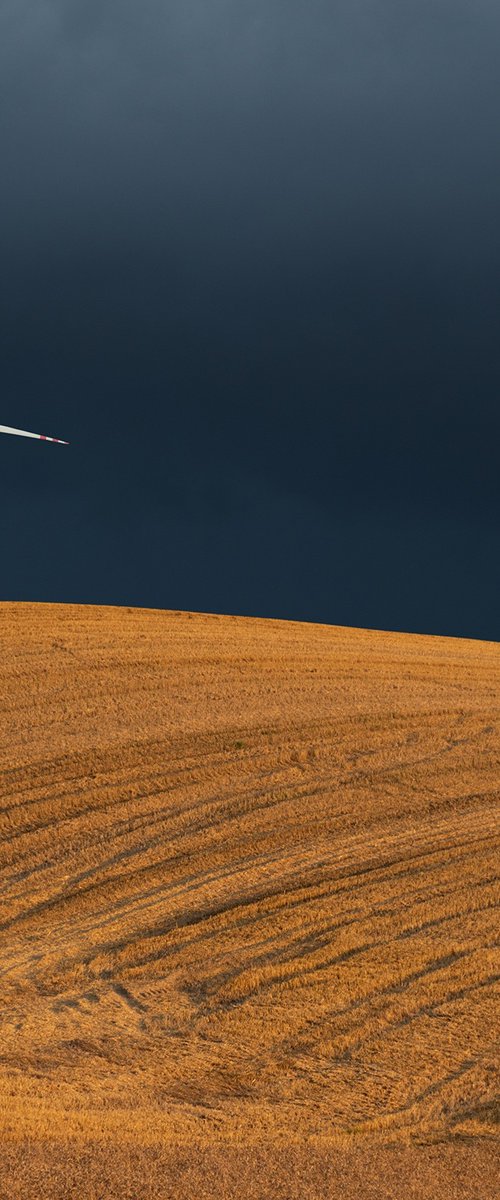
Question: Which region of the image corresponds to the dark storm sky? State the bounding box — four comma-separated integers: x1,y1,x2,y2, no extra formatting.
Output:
1,1,499,639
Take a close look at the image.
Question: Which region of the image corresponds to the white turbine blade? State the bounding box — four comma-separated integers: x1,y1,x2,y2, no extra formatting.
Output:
0,424,68,444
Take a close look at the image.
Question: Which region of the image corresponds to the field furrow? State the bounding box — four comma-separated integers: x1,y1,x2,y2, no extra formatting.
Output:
0,602,498,1196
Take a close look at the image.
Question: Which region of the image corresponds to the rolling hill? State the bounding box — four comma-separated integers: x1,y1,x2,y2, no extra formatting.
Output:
1,603,498,1198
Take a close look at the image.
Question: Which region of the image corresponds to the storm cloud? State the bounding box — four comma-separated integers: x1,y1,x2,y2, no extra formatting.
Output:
1,2,499,637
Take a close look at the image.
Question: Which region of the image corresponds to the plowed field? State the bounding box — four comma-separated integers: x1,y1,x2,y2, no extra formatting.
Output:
0,603,498,1198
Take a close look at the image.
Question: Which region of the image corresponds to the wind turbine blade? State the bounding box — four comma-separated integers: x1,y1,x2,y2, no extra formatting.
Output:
0,424,69,444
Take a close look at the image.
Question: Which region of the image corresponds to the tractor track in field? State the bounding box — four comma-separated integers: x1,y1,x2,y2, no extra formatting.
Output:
0,602,498,1186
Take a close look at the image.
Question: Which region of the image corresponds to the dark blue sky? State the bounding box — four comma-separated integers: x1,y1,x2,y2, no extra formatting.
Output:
1,1,499,639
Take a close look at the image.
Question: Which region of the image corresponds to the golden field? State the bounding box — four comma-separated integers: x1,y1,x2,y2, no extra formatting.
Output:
0,602,498,1198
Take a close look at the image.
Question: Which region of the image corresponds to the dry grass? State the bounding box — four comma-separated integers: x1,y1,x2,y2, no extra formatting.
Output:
1,1138,498,1200
0,602,498,1197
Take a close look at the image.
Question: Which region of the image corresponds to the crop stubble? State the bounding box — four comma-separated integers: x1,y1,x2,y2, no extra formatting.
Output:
0,602,498,1197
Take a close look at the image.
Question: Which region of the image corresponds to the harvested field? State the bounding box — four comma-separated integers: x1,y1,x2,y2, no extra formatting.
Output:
0,602,499,1198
